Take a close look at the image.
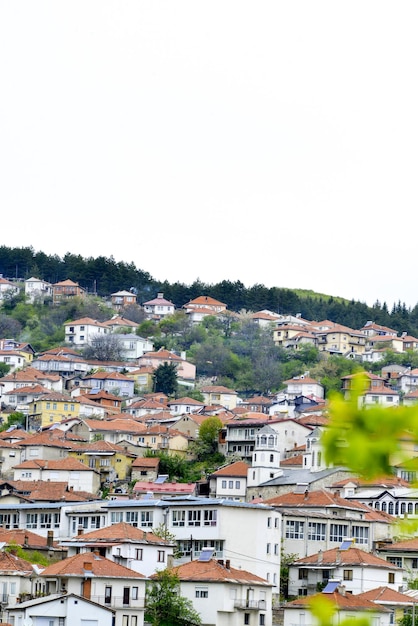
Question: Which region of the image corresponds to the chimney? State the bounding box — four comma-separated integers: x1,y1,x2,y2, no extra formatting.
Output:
317,549,323,564
78,525,84,536
24,534,29,547
335,549,341,565
217,559,224,566
83,561,93,571
225,560,230,569
47,530,54,547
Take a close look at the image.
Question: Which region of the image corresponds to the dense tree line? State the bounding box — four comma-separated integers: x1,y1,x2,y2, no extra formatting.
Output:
1,246,418,336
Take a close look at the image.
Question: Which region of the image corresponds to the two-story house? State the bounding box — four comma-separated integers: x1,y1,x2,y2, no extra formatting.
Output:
64,317,109,347
142,293,175,320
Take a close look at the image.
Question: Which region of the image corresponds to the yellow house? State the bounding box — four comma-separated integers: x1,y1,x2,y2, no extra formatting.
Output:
69,440,136,482
125,366,154,392
138,425,191,457
28,392,80,430
311,322,367,357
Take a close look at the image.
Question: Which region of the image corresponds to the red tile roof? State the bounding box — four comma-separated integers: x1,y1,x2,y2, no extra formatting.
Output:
171,559,269,584
295,546,400,569
40,551,145,578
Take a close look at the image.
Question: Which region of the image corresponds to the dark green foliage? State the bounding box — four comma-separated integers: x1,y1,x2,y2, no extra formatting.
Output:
152,362,178,396
144,451,201,482
145,569,201,626
0,412,26,431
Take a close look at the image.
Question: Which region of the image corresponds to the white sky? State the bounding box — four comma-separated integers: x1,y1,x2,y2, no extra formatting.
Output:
1,2,417,309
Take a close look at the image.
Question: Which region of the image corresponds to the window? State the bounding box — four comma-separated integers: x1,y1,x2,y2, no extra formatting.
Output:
157,550,165,562
352,526,369,544
172,510,185,527
126,511,138,526
221,480,227,488
260,615,265,626
122,616,129,626
388,572,395,584
135,548,143,560
235,480,240,489
244,614,250,625
26,513,38,529
140,511,153,527
412,559,418,569
131,617,137,626
266,543,271,554
298,569,308,579
285,520,304,539
274,544,279,555
104,586,112,605
132,587,138,600
330,524,348,542
387,557,402,568
188,510,201,526
308,522,326,541
111,512,124,524
343,570,353,581
203,510,217,526
195,586,208,598
267,517,272,528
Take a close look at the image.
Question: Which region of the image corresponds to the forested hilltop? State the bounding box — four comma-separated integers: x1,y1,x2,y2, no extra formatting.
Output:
1,245,418,335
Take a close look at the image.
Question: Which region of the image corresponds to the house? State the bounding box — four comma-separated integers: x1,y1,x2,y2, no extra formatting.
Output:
0,527,64,558
102,315,140,333
123,397,168,419
357,586,415,625
105,496,282,593
6,593,115,626
37,552,146,626
11,458,100,494
69,418,146,447
136,424,191,456
310,322,367,358
110,290,137,310
375,537,418,585
183,296,227,324
60,521,174,576
0,549,38,603
142,292,175,320
172,556,273,626
15,430,77,461
124,366,154,393
137,348,196,386
200,385,238,410
31,352,90,377
341,371,400,407
27,392,80,430
81,371,135,398
283,587,391,626
263,488,394,558
0,368,63,395
130,457,160,482
24,276,53,303
250,310,281,328
116,334,154,360
64,317,109,347
273,324,317,348
0,277,19,300
132,480,197,499
282,376,324,401
52,279,85,305
360,321,399,338
209,460,249,500
167,396,205,415
367,334,404,353
69,440,136,483
3,384,51,416
288,544,403,597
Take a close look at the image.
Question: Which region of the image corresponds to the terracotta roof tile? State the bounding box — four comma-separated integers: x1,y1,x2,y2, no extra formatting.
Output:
40,551,145,578
171,559,269,584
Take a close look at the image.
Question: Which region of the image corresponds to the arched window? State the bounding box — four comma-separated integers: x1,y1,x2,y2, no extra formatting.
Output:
311,451,315,466
317,452,322,466
401,503,406,514
268,435,275,448
388,502,394,515
415,503,418,515
408,503,413,514
375,502,380,510
382,502,387,512
260,435,267,446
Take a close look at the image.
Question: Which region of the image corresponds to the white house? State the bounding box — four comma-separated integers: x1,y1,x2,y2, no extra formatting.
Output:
64,318,109,347
288,544,403,597
282,376,325,401
38,551,146,626
116,334,154,361
6,593,115,626
142,293,175,319
11,458,100,494
0,277,19,300
173,556,273,626
209,460,249,500
24,277,53,303
283,587,391,626
60,521,174,577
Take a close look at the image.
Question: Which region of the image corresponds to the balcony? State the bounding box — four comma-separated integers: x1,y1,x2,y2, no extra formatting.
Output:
234,599,266,610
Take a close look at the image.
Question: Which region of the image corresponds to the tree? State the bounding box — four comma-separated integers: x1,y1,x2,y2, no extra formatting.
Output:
0,411,26,431
153,362,178,396
191,416,224,463
0,362,11,378
82,333,124,361
145,569,201,626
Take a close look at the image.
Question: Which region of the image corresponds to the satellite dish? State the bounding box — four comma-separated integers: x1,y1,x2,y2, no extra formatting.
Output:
23,619,33,626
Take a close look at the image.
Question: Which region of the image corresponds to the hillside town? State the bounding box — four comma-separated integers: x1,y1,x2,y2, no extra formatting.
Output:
1,276,418,625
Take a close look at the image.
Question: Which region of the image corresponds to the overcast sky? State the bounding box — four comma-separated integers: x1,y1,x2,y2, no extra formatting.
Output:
1,2,417,309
